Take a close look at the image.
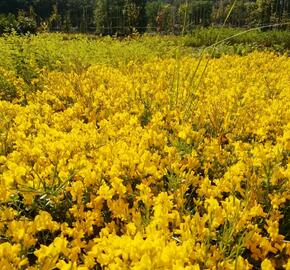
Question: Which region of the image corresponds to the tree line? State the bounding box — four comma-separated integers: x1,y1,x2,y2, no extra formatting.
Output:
0,0,289,35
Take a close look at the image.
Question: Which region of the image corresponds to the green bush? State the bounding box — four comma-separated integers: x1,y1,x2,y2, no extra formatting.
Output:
0,75,18,102
0,13,17,34
0,12,36,35
16,10,37,34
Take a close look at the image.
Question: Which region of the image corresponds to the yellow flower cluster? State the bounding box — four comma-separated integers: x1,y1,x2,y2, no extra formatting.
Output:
0,49,290,269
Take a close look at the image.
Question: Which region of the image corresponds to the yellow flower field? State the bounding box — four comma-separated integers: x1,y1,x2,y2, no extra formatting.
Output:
0,39,290,269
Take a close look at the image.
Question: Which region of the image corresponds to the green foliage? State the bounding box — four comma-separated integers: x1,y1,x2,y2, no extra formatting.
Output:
0,12,36,35
0,13,18,34
16,10,37,34
183,27,290,53
0,75,18,102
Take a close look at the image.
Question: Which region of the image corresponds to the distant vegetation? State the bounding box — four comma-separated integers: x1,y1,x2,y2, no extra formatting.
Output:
0,0,289,35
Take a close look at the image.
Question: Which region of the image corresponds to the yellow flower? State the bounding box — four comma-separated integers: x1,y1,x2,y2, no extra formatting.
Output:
284,259,290,270
34,237,68,268
178,131,187,140
261,258,275,270
56,260,83,270
33,211,59,232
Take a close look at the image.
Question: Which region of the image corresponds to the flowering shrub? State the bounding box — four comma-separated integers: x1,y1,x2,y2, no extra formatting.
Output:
0,44,290,269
